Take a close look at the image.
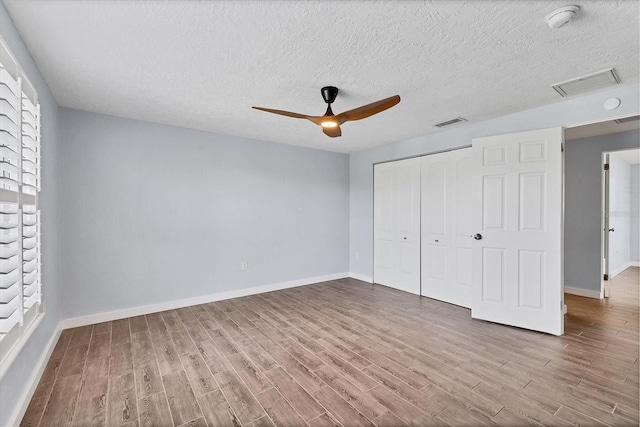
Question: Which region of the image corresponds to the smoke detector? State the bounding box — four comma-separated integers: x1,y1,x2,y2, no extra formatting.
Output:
545,5,580,30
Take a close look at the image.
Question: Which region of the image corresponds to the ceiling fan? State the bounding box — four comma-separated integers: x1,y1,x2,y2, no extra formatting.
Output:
252,86,401,138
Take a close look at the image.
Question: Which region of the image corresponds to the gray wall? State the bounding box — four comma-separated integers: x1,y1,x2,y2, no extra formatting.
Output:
0,4,62,426
565,130,640,292
608,154,632,275
59,108,349,319
631,164,640,263
349,83,640,282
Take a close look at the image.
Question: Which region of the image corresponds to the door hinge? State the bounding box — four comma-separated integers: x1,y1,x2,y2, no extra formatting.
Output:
561,143,564,153
604,163,609,171
603,274,609,281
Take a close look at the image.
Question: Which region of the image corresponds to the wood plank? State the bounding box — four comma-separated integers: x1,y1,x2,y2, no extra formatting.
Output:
269,350,324,393
319,337,371,370
264,367,325,421
279,338,324,370
197,390,242,427
226,352,272,394
155,342,183,376
106,371,137,426
215,370,266,424
177,417,208,427
255,388,307,427
235,338,278,372
196,339,232,375
138,392,172,427
131,331,156,365
72,396,106,427
307,413,342,427
135,360,164,398
80,356,110,400
88,332,111,361
312,386,375,427
109,343,133,377
129,316,148,334
244,416,276,427
93,322,112,335
162,370,203,425
180,353,218,396
20,396,46,427
111,319,132,346
315,350,379,392
362,363,449,418
58,344,89,378
69,326,93,348
368,385,435,427
314,365,387,421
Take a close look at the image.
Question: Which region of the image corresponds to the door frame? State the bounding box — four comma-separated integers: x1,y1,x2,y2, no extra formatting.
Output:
600,145,640,298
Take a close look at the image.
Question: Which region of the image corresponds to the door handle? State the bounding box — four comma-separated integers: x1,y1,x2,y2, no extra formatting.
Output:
608,228,615,232
473,233,482,240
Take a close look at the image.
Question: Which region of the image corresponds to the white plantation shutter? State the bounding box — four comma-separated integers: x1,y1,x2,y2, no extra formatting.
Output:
0,38,42,367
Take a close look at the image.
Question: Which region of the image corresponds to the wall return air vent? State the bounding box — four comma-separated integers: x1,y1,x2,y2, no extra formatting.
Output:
551,68,620,97
434,117,467,128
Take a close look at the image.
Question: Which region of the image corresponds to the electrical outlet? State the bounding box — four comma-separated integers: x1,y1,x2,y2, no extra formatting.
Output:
241,261,248,271
355,252,360,260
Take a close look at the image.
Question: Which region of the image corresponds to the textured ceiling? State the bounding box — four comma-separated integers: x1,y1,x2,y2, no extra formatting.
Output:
3,1,639,153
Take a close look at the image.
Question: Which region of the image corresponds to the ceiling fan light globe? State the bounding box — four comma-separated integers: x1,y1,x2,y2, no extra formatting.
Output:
321,121,338,128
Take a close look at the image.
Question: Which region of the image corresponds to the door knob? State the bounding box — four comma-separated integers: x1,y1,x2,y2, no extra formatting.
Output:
473,233,482,240
608,228,615,232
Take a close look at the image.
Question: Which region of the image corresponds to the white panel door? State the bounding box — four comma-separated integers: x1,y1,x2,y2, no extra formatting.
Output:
471,128,564,335
421,148,473,308
374,157,420,295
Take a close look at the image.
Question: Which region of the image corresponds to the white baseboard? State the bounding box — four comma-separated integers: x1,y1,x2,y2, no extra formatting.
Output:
564,286,603,299
9,324,62,427
59,272,349,329
610,262,639,279
349,272,373,283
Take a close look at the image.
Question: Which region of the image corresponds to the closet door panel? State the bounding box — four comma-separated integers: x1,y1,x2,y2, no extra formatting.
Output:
374,162,395,287
374,158,420,295
393,157,421,295
421,148,473,308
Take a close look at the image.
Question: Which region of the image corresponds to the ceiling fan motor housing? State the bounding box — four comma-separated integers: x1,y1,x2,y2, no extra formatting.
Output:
321,86,339,104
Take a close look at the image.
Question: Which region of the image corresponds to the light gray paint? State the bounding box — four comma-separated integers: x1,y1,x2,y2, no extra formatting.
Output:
630,164,639,263
0,3,61,426
564,130,640,291
59,109,349,319
608,154,632,275
349,84,640,285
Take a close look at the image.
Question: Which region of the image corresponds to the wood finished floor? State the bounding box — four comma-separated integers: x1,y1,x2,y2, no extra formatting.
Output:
22,268,639,426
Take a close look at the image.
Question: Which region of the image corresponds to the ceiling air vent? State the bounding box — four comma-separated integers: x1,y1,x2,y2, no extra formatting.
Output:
614,115,640,124
551,68,620,97
434,117,467,128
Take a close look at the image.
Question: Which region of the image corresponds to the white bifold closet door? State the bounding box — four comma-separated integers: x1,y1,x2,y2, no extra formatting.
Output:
421,148,473,308
374,157,420,295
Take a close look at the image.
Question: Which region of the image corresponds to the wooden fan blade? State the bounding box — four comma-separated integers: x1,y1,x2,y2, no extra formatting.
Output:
322,125,342,138
253,106,332,126
252,106,311,119
335,95,401,124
